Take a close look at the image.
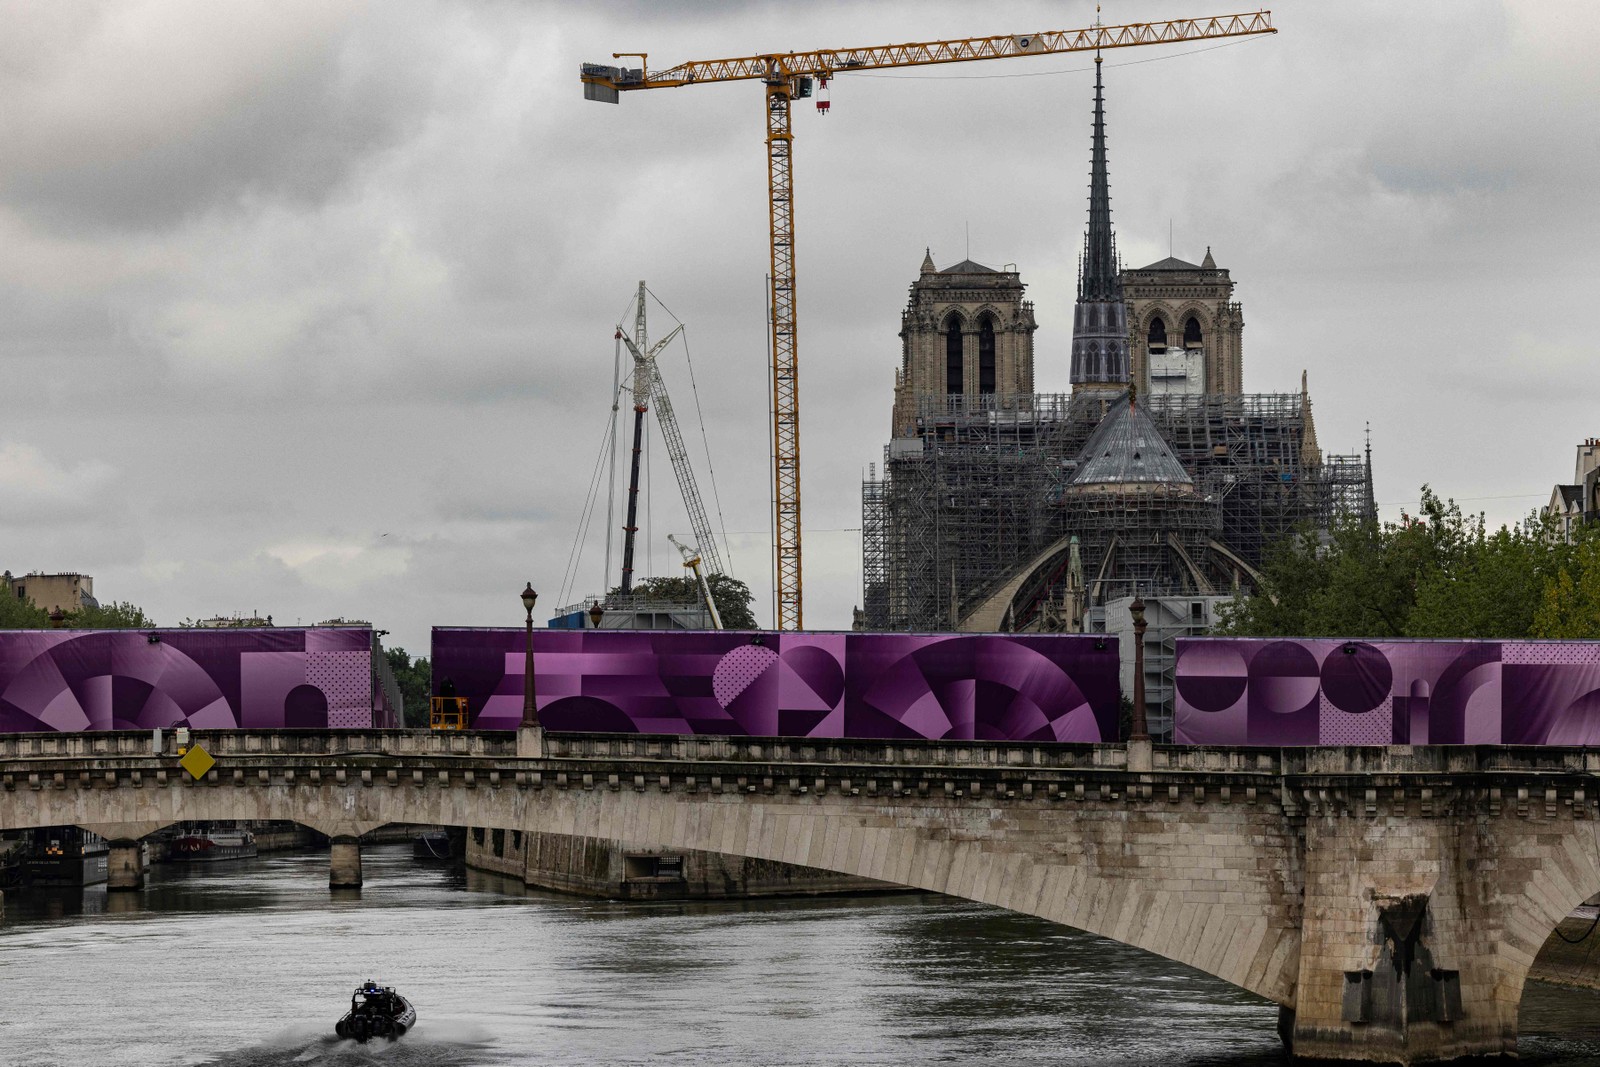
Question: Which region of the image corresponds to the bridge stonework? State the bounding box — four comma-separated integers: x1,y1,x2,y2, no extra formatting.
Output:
3,730,1599,1065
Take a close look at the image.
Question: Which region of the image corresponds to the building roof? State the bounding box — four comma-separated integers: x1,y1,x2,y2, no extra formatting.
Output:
1136,255,1202,271
1557,484,1583,509
939,258,1001,274
1070,391,1193,487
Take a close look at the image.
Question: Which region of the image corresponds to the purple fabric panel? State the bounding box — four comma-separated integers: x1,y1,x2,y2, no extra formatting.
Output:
0,627,377,732
1175,638,1600,746
431,628,1120,742
304,628,370,653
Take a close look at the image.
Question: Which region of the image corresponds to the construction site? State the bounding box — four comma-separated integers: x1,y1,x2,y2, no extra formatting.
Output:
861,390,1373,634
853,48,1376,735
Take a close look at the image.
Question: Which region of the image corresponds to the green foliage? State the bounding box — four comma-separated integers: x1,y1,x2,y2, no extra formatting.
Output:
0,593,48,629
608,572,759,630
1531,536,1600,638
1217,487,1594,640
384,646,433,728
66,601,157,629
0,595,154,630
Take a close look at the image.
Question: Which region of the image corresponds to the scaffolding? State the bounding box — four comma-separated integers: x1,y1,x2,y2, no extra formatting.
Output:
861,391,1372,632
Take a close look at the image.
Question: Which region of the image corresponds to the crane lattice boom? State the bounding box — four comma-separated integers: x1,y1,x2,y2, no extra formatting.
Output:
583,13,1274,90
646,360,725,578
581,12,1277,630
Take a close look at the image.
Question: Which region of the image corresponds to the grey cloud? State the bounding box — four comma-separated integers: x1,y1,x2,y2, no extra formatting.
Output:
1,3,428,234
2,0,1595,644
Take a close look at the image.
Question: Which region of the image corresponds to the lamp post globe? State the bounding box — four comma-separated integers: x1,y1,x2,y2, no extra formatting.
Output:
520,582,538,728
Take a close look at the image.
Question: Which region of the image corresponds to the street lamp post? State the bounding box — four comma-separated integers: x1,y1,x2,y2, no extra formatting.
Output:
1129,595,1150,742
520,583,538,729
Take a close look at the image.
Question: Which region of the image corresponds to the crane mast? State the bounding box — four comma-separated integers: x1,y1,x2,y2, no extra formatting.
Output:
616,283,727,599
581,12,1277,630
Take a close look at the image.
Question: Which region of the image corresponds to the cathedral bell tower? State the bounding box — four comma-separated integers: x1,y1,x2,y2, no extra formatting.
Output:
1069,55,1130,392
890,251,1036,437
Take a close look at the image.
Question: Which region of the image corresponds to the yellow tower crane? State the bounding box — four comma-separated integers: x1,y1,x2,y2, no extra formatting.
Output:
580,11,1277,630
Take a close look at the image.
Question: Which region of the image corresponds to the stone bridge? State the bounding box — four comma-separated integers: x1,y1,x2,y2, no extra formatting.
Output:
5,726,1600,1065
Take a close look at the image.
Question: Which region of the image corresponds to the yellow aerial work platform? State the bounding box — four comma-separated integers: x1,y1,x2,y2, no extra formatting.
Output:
429,696,469,731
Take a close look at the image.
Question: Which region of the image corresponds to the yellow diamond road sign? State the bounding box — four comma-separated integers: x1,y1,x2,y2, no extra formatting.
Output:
180,744,215,780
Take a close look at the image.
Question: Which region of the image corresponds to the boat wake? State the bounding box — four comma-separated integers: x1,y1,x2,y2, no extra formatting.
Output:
194,1021,506,1067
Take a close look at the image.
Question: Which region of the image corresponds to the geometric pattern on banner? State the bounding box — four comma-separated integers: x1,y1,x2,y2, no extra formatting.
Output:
1317,693,1390,746
0,628,379,733
432,628,1121,741
1502,642,1600,665
1175,637,1600,747
307,651,372,728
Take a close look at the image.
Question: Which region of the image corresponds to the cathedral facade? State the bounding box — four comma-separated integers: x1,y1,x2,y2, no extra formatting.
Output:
1124,250,1245,397
890,253,1036,437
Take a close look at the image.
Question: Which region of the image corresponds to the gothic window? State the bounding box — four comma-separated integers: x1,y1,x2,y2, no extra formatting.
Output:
945,314,964,395
1184,315,1203,348
978,315,996,395
1147,316,1167,350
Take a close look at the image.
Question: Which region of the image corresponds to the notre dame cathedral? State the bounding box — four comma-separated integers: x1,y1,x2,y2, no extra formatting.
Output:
862,55,1371,674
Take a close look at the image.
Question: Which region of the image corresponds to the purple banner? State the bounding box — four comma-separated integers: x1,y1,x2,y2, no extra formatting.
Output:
0,628,391,732
1174,638,1600,746
432,629,1120,742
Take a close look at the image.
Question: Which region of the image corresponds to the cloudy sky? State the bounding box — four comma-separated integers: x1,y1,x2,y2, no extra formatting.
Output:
2,1,1595,654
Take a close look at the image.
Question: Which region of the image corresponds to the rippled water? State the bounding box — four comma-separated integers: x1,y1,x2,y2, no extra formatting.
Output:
3,846,1599,1066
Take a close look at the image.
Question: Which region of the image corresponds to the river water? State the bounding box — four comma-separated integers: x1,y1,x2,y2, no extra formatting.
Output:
4,846,1600,1066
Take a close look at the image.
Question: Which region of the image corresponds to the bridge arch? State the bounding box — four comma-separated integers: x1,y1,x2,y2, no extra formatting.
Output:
1,743,1304,1008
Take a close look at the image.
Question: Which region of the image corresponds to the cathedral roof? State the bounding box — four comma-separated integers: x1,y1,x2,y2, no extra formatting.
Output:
939,258,1001,274
1136,255,1203,271
1070,391,1193,487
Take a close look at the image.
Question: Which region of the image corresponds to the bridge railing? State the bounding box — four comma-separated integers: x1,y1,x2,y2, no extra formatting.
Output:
0,729,518,762
4,730,1597,782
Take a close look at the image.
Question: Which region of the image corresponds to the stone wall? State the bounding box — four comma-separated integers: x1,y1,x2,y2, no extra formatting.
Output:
465,828,899,901
1529,908,1600,991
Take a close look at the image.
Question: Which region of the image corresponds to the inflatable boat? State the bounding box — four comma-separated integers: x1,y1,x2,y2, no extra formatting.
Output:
334,980,416,1043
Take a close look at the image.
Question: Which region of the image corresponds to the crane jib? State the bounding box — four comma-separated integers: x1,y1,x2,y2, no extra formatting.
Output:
578,12,1274,92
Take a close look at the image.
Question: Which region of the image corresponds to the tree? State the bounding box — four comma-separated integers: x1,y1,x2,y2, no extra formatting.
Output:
1217,487,1582,640
1531,534,1600,638
0,594,48,629
66,601,157,629
0,596,154,630
384,647,433,728
608,572,759,630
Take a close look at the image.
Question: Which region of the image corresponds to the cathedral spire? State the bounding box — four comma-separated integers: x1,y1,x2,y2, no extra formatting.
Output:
1080,56,1118,302
1070,56,1130,390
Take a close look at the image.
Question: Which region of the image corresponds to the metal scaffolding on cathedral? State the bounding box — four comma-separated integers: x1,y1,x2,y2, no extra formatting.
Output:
860,62,1373,636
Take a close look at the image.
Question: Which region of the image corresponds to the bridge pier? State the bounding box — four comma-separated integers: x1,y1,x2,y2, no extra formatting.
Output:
106,839,144,892
329,835,363,889
1287,805,1521,1063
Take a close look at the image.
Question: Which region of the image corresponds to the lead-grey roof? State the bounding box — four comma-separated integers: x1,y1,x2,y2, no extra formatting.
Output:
1137,255,1201,271
1070,392,1193,487
939,258,999,274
